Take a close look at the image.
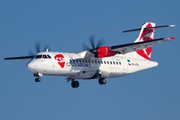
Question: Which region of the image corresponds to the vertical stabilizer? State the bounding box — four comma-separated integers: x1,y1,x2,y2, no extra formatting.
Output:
134,22,155,60
117,22,175,60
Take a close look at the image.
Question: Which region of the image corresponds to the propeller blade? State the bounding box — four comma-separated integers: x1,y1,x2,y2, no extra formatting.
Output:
84,35,105,55
89,35,95,49
35,41,41,53
82,43,91,50
96,38,105,48
43,45,51,52
28,50,35,56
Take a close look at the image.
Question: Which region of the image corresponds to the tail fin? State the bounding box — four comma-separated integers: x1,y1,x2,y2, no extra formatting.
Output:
134,22,155,43
135,22,155,60
122,22,175,60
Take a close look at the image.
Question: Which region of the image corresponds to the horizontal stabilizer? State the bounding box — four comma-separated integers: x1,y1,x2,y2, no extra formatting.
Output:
123,25,176,33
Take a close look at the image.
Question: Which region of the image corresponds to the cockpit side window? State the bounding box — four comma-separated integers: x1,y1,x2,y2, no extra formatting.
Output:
47,55,51,58
43,55,48,58
35,54,52,59
35,55,42,59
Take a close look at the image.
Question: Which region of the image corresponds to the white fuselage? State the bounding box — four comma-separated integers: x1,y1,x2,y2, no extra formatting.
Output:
26,51,158,80
4,22,174,88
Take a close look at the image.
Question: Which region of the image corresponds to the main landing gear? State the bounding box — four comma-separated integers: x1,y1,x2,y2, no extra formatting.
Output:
98,78,107,85
66,77,107,88
71,80,79,88
98,73,107,85
66,78,79,88
70,77,107,88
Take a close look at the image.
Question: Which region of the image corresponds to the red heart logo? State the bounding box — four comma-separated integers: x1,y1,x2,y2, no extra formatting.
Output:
54,54,65,68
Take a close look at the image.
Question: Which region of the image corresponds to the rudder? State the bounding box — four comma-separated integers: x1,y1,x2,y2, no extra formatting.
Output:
135,22,155,60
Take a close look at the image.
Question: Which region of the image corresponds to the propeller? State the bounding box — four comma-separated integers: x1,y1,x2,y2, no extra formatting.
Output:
83,35,105,57
4,42,51,60
28,42,51,56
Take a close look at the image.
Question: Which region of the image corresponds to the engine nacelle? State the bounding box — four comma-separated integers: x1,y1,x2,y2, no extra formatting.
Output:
96,46,116,58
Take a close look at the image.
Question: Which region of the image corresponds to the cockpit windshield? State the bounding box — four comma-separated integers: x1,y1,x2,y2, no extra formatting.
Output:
35,55,42,59
35,54,52,59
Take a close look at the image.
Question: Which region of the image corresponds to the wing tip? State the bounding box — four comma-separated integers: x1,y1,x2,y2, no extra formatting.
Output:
169,25,176,27
169,37,175,39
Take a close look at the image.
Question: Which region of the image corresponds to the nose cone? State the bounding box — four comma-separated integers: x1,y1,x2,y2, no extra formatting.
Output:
26,61,36,73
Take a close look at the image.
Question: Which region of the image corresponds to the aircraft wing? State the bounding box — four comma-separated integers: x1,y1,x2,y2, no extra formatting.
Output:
4,55,34,61
110,37,175,54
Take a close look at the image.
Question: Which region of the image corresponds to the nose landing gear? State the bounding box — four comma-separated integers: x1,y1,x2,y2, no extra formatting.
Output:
34,73,42,82
35,78,41,82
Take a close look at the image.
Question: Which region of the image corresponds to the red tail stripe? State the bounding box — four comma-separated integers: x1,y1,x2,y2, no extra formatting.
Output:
146,47,152,56
137,50,150,60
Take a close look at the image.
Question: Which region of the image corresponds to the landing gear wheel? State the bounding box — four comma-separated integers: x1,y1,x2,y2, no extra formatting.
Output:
35,78,41,82
71,81,79,88
99,78,107,85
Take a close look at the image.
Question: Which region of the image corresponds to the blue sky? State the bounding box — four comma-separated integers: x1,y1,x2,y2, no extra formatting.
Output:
0,0,179,120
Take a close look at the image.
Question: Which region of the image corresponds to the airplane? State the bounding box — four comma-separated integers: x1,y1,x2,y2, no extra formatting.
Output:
4,22,175,88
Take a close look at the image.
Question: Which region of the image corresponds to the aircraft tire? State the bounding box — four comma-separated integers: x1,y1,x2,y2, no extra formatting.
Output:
99,78,107,85
35,78,41,82
71,81,79,88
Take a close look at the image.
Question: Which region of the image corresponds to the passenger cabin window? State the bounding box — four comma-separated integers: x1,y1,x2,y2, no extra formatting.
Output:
95,60,97,64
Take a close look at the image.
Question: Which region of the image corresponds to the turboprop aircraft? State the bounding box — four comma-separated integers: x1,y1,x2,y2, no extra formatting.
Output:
4,22,175,88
